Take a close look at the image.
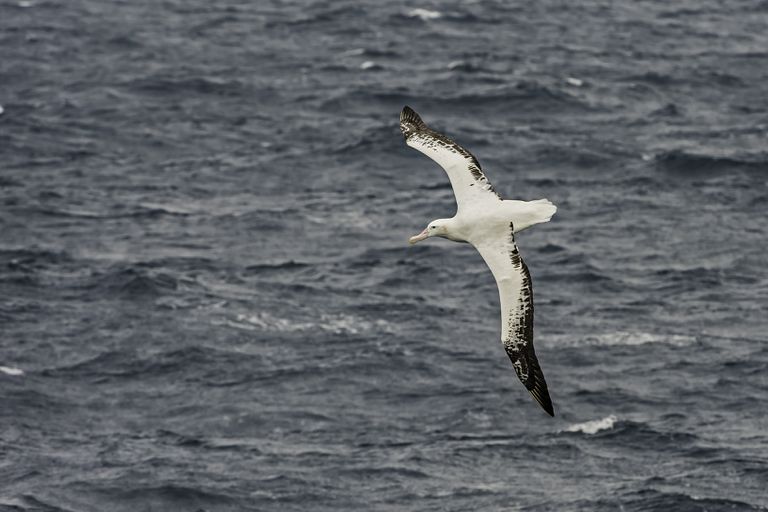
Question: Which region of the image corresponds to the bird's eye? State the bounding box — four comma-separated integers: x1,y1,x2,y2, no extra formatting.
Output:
430,226,436,230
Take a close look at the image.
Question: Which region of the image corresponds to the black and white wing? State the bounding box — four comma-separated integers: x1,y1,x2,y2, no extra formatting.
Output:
400,106,501,210
474,223,554,416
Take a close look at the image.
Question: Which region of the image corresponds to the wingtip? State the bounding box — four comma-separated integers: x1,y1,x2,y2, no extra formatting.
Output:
530,389,555,417
399,105,427,139
507,346,555,417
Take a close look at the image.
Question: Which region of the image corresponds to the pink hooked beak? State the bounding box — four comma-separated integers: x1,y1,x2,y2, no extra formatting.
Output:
408,228,429,245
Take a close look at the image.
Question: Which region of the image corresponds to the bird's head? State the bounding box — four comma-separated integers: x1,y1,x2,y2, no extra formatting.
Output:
409,219,451,245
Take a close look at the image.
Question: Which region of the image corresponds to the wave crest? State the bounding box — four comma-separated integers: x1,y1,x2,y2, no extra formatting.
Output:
564,415,618,435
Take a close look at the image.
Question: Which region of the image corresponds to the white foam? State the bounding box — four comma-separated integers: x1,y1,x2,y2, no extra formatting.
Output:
341,48,365,56
407,8,442,20
138,202,195,215
0,498,25,508
565,77,584,87
0,366,24,376
360,61,378,70
565,415,617,435
550,331,696,348
228,312,394,336
0,104,4,116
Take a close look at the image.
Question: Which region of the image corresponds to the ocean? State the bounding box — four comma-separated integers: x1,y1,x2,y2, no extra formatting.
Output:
1,0,767,510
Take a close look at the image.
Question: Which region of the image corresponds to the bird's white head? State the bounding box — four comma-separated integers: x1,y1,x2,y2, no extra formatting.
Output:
409,219,452,245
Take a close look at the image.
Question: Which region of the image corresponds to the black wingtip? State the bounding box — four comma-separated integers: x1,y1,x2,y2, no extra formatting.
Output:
401,105,418,118
399,105,427,139
507,346,555,417
529,388,555,417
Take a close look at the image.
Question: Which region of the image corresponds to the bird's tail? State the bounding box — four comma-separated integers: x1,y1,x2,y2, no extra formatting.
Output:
527,198,558,226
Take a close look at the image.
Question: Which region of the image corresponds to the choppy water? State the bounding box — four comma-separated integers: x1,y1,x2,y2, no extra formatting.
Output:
2,1,768,510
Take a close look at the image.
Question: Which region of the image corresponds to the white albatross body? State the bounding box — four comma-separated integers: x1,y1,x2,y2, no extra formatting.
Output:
401,106,557,416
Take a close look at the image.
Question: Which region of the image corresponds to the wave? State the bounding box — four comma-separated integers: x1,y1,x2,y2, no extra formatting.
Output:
650,102,683,117
569,419,700,452
188,15,239,35
653,150,768,175
244,260,310,274
620,489,762,511
0,387,67,416
446,60,484,73
622,71,680,86
530,144,614,169
17,203,194,220
623,70,745,88
156,429,345,454
538,243,567,254
89,267,179,299
0,248,72,267
563,415,617,434
0,366,24,376
107,484,240,510
221,311,395,336
123,75,251,97
550,331,697,347
330,123,400,154
134,202,195,216
359,61,384,71
0,176,23,187
46,345,260,382
452,80,594,112
106,34,143,48
0,495,72,512
264,5,367,28
652,266,725,292
337,466,431,479
340,47,401,58
405,8,442,21
390,8,484,24
539,269,618,289
320,80,595,115
136,256,217,273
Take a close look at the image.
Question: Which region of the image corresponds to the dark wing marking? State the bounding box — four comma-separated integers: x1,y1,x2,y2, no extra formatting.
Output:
400,106,501,209
475,223,554,416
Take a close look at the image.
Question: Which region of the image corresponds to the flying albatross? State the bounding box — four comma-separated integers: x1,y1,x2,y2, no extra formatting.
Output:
401,106,557,416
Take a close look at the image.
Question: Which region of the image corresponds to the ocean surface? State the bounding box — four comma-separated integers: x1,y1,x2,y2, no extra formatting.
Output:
2,0,768,510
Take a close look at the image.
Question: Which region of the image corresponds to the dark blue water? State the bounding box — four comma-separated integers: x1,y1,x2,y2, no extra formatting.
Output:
2,1,768,510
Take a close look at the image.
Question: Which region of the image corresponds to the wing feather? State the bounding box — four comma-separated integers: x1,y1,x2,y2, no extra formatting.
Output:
400,106,501,210
475,223,554,416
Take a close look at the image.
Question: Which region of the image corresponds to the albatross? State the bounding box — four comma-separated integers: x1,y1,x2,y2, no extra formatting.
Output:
401,106,557,416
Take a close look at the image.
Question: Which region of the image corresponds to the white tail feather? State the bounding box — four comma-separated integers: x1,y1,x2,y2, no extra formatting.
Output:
505,198,557,232
531,198,557,223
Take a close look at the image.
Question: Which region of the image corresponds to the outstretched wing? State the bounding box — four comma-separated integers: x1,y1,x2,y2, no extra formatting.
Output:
474,223,554,416
400,106,501,211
